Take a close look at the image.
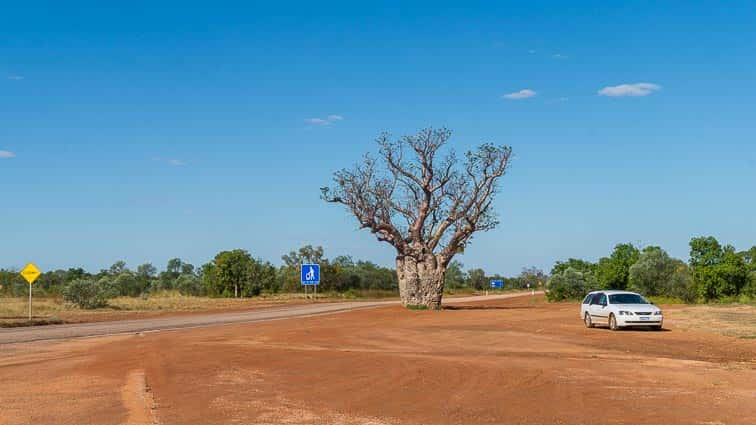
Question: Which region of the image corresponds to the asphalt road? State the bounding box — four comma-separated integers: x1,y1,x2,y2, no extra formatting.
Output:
0,293,538,345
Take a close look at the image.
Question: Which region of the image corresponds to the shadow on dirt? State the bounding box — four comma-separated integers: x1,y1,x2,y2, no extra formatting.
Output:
592,326,671,332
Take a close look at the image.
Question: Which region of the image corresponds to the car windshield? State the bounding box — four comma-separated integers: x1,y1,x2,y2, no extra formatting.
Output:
609,294,649,304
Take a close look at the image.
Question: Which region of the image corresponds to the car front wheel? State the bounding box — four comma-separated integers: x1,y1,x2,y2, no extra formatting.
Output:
584,313,593,328
609,314,620,331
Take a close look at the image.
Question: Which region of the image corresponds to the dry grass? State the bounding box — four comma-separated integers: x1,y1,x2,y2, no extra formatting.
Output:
0,291,396,327
669,304,756,339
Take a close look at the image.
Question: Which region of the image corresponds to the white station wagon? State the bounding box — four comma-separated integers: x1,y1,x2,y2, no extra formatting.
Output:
580,290,663,331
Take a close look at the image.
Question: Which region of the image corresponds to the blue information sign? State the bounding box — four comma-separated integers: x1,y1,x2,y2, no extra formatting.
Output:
490,279,504,289
301,264,320,285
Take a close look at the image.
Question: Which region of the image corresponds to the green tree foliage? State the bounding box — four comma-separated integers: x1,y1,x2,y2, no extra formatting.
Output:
136,263,157,279
744,271,756,297
153,258,196,291
444,261,465,289
667,263,697,303
175,274,205,296
0,269,26,296
465,268,487,290
738,246,756,271
595,243,640,290
113,272,141,297
62,278,110,309
35,269,68,294
551,258,596,276
628,247,677,296
106,260,127,276
207,250,254,297
546,267,594,301
135,263,157,295
517,266,547,288
690,236,749,300
247,258,278,295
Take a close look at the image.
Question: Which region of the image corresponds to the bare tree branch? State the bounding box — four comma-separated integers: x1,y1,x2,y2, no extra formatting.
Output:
322,128,512,270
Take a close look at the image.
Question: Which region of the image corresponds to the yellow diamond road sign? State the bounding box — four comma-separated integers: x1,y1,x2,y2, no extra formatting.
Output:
20,263,41,285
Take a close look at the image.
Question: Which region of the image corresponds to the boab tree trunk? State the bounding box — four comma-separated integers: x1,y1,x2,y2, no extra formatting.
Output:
397,255,445,309
322,128,512,308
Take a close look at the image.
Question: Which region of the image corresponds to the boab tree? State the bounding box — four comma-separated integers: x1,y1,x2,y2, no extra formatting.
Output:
321,128,512,308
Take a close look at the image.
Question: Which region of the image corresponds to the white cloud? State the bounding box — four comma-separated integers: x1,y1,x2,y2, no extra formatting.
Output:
598,83,661,97
7,75,24,80
503,89,536,100
0,150,15,159
552,53,568,59
305,114,344,126
168,159,185,166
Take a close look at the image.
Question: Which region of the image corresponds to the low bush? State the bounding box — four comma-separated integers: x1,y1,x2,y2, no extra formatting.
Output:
175,274,205,297
62,278,110,309
546,267,593,301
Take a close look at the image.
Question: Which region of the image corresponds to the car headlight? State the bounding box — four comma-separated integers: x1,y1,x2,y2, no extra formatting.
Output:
618,311,634,316
654,311,663,316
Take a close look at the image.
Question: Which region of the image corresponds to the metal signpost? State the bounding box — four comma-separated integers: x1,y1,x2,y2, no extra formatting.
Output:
300,263,320,299
20,263,41,321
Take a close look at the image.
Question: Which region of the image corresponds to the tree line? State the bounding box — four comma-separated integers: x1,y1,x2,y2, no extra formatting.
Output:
444,262,546,291
0,244,545,309
546,236,756,303
0,245,399,308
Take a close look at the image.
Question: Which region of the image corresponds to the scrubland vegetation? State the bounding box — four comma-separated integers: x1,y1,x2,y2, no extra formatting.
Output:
546,236,756,304
3,235,753,319
1,243,535,314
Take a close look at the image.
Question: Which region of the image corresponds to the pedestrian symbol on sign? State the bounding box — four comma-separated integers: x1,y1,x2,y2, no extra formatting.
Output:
301,264,320,285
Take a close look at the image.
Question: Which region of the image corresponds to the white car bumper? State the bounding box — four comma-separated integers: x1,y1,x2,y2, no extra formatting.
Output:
617,315,662,327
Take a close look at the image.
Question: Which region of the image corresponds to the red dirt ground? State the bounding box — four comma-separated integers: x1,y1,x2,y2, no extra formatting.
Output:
1,295,754,424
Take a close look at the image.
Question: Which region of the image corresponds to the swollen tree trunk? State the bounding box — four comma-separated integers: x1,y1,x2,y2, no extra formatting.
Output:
396,255,446,309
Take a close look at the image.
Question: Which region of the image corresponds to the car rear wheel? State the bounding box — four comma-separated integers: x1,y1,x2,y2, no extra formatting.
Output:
609,314,619,331
584,313,594,328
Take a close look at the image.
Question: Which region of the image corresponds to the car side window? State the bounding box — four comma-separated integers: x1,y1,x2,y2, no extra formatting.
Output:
597,294,607,305
582,294,593,304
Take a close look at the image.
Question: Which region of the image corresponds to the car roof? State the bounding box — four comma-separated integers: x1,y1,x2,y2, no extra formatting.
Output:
586,290,641,296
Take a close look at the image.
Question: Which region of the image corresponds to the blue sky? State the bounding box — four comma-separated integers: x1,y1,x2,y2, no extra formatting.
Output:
1,1,755,275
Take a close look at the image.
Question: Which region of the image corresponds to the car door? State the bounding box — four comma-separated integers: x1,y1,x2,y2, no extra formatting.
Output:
580,293,594,319
589,293,609,325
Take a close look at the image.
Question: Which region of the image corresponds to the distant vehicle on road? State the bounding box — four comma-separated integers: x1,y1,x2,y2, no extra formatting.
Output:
580,290,663,331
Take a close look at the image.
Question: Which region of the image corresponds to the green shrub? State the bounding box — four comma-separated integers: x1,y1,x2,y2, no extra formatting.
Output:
742,272,756,297
113,272,141,297
245,284,262,297
342,288,361,299
62,278,110,309
628,247,676,296
546,267,593,301
667,265,697,303
175,274,205,296
97,276,120,299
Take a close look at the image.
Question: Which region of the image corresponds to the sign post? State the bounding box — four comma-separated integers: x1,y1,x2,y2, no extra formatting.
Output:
490,279,504,290
20,263,42,321
300,264,320,300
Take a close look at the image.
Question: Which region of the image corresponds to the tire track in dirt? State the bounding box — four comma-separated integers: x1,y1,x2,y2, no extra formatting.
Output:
122,369,160,425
